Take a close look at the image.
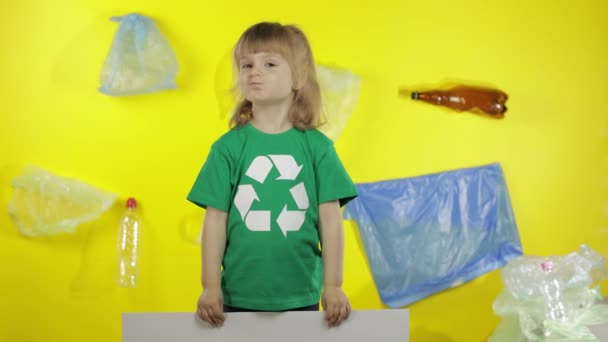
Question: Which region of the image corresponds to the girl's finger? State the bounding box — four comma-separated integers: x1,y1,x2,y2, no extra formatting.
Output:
211,303,225,326
199,308,212,326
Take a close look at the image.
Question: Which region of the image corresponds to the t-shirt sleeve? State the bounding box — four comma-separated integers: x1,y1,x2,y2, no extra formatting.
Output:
187,144,232,212
316,144,358,207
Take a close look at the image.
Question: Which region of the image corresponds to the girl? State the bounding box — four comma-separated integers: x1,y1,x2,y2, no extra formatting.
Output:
187,22,358,328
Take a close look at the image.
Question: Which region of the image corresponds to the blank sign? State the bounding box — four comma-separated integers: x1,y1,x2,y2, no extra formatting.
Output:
122,309,409,342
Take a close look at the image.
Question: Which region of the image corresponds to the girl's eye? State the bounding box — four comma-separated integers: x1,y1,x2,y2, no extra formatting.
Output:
265,63,276,67
241,64,252,69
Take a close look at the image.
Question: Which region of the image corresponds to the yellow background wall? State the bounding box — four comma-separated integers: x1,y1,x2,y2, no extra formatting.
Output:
1,1,607,341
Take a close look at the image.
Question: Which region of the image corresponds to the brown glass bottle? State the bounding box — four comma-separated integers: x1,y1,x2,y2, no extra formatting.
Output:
406,85,508,118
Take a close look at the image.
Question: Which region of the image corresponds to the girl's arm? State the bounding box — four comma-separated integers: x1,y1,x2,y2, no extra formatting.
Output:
319,200,344,287
201,207,227,290
319,200,351,326
197,207,227,327
201,207,228,289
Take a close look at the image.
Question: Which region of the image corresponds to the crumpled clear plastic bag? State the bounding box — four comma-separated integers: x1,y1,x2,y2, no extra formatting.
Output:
7,165,117,237
489,245,608,341
316,64,361,141
214,49,237,120
501,245,607,300
343,163,523,308
98,13,179,96
179,211,204,244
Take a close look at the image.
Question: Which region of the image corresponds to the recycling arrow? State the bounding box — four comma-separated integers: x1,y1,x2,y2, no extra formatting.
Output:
269,155,303,180
277,205,305,237
245,156,273,184
245,210,271,231
290,182,309,210
234,184,258,220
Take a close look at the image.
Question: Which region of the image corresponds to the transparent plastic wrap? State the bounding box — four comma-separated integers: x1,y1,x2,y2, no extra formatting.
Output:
501,245,607,300
316,64,361,141
179,211,204,244
489,245,608,341
343,163,523,308
7,165,117,237
98,13,179,96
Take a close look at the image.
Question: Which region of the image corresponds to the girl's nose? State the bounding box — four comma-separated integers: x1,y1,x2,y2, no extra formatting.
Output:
251,65,262,76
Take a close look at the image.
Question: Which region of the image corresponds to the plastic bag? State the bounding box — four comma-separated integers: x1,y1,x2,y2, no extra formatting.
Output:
316,64,361,141
98,13,179,96
489,245,608,341
179,211,204,244
214,49,237,120
343,162,523,308
7,165,117,237
500,245,607,300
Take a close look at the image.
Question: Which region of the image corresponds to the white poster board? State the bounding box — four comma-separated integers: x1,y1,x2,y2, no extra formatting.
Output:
589,323,608,340
589,297,608,340
122,309,409,342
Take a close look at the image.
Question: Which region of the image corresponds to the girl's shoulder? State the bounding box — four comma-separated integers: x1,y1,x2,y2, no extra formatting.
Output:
210,125,249,149
300,127,334,152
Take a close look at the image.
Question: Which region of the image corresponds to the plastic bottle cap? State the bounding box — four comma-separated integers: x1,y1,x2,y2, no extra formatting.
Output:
126,197,137,209
541,260,553,272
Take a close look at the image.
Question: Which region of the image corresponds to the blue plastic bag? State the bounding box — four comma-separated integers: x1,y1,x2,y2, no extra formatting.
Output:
343,163,523,308
99,13,179,96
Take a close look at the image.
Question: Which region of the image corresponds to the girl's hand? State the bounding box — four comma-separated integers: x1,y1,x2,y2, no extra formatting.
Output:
321,286,351,327
196,288,225,327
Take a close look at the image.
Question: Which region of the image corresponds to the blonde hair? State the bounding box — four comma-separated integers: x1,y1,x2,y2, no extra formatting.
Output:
229,22,321,130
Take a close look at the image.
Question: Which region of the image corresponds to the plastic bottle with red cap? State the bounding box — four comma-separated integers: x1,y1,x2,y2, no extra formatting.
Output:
116,197,142,288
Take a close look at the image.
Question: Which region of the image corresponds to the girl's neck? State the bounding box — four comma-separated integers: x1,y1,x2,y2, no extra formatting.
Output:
250,102,293,134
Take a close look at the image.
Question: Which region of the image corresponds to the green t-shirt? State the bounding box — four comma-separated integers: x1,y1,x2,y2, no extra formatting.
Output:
187,122,358,310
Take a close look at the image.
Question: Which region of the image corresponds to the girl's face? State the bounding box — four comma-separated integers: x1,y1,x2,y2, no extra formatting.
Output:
238,51,294,107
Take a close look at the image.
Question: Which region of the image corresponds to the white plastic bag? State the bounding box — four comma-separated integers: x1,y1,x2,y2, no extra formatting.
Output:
99,13,179,96
7,166,117,237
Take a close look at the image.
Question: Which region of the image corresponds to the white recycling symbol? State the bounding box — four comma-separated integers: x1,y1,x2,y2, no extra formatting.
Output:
234,155,309,237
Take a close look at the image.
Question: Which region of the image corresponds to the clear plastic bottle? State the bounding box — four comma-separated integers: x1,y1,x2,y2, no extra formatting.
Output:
117,197,141,288
540,260,567,336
